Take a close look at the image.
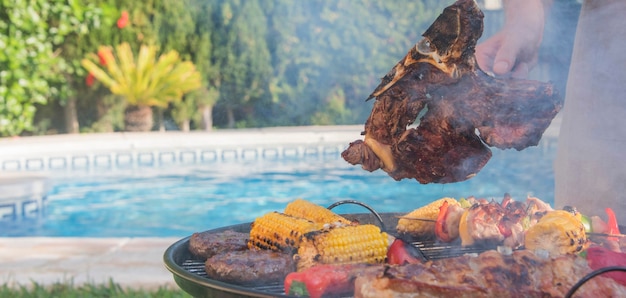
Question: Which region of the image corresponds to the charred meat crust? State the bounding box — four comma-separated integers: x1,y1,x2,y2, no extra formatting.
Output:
204,250,296,285
343,0,562,184
188,229,249,260
354,250,626,298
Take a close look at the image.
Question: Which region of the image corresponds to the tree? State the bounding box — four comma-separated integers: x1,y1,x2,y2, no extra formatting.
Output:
6,0,455,134
153,0,219,131
310,85,351,125
81,43,202,131
42,0,159,134
211,0,272,128
186,0,220,131
257,0,449,127
0,0,100,136
48,1,103,134
58,0,169,133
172,86,219,131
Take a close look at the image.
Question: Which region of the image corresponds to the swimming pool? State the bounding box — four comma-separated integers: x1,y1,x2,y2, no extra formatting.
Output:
0,140,557,237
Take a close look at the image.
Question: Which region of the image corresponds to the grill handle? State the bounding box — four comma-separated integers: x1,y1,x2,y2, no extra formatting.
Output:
327,199,386,232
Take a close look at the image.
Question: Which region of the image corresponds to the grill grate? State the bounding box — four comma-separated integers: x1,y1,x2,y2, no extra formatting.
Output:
181,240,492,296
181,260,206,276
412,240,495,260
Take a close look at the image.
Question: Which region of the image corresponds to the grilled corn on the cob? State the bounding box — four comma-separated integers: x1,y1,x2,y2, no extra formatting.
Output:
248,212,322,252
397,197,459,239
284,198,353,226
524,210,588,256
295,224,390,271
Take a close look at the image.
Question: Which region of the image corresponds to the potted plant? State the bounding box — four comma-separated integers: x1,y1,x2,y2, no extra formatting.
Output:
81,42,201,131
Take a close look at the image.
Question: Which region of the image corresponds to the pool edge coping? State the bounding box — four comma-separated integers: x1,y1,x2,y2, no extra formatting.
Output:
0,236,182,290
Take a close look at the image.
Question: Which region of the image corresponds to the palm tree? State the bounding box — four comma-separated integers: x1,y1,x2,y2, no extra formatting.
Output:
81,43,202,131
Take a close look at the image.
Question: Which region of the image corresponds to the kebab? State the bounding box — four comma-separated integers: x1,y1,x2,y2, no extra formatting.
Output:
397,194,626,258
397,195,588,251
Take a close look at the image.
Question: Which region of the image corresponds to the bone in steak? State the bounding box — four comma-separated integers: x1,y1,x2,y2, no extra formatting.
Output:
342,0,562,184
354,250,626,298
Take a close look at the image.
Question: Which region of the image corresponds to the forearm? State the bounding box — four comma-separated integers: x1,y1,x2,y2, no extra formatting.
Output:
502,0,554,12
502,0,552,27
500,0,552,47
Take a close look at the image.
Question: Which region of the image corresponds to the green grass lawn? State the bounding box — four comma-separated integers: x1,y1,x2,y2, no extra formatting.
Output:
0,280,192,298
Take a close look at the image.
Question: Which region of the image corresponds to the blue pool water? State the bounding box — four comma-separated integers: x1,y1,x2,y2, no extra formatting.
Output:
1,141,557,237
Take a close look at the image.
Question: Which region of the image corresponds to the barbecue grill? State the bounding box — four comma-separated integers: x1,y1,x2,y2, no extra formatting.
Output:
163,201,498,298
163,202,626,297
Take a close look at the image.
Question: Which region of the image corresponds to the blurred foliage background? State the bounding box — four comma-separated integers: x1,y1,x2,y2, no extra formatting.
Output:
0,0,580,136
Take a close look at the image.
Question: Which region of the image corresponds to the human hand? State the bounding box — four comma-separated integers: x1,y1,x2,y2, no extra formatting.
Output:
475,0,549,79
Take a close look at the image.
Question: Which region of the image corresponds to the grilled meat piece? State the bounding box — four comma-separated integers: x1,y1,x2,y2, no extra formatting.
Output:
204,250,296,285
342,0,562,184
463,202,506,245
354,250,626,298
188,229,248,260
457,196,529,248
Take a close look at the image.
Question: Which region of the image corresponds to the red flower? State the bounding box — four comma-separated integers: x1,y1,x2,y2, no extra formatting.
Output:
117,11,129,29
86,73,95,87
97,48,109,66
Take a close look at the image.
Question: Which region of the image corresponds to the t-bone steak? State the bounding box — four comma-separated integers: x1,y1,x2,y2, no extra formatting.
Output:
342,0,562,184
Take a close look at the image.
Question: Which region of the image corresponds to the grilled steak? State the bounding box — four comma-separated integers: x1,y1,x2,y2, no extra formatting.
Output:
354,250,626,298
342,0,562,184
188,229,248,260
204,250,296,285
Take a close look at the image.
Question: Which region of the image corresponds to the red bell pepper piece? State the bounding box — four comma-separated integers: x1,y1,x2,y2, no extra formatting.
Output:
284,264,361,298
387,238,422,265
605,207,621,241
435,200,453,242
586,246,626,286
497,222,512,238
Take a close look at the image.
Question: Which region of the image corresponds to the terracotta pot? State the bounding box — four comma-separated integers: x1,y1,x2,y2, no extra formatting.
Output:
124,105,153,132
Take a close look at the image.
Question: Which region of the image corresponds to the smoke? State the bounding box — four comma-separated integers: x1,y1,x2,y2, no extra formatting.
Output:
535,2,581,94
